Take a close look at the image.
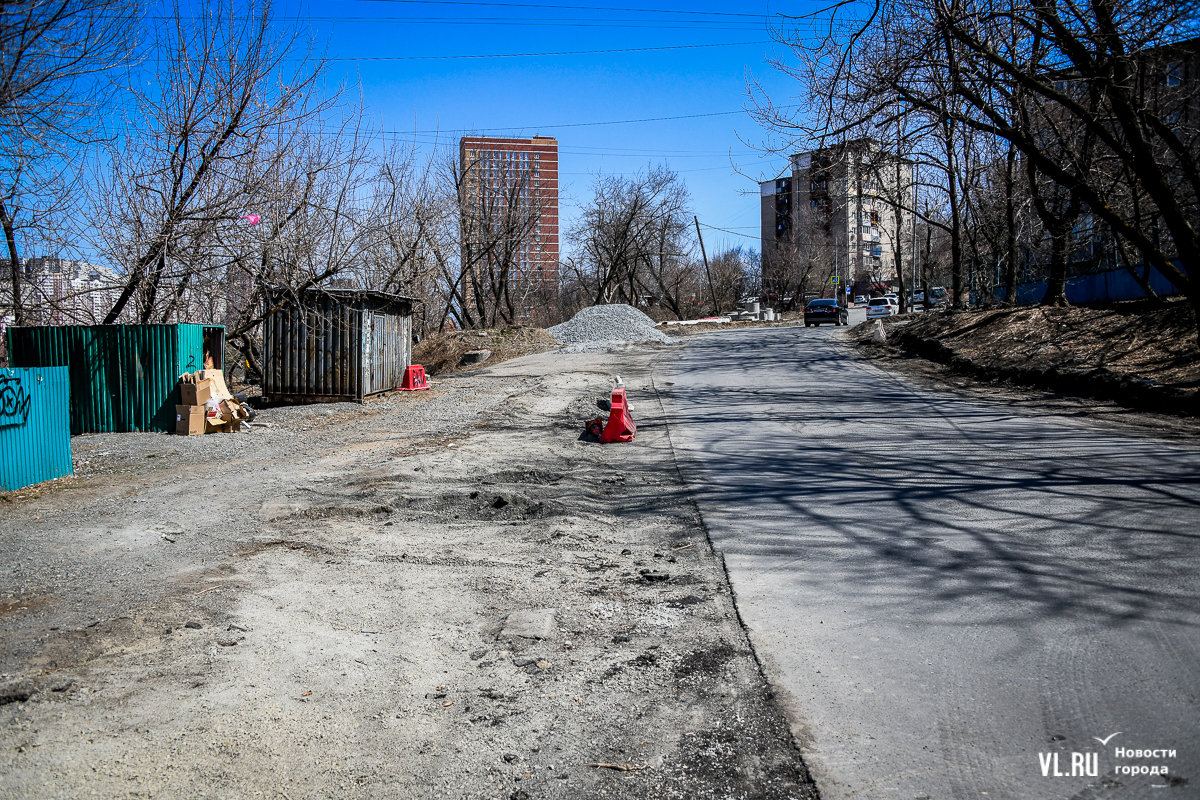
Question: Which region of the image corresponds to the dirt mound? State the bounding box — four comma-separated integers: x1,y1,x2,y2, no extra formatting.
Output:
413,325,558,375
858,299,1199,414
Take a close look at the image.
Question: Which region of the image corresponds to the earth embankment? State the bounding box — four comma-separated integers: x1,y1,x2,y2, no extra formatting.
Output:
856,300,1199,416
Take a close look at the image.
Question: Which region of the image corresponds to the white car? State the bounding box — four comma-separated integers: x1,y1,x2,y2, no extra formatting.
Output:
866,297,899,319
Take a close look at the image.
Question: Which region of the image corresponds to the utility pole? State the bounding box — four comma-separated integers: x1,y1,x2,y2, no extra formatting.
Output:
912,162,918,304
694,216,720,316
834,243,839,299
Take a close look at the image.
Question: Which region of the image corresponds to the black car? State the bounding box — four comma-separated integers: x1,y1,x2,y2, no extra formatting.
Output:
804,299,848,327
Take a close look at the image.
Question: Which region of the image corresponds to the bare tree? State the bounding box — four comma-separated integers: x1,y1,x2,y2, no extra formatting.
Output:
445,145,552,330
564,165,697,319
773,0,1199,330
93,0,334,326
213,115,393,379
707,246,756,312
759,0,1199,336
762,196,832,312
0,0,135,327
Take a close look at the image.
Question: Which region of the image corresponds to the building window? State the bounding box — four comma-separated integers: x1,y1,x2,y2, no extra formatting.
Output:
1165,62,1182,86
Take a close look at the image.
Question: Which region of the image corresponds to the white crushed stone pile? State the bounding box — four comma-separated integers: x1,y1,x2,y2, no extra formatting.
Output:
548,304,676,352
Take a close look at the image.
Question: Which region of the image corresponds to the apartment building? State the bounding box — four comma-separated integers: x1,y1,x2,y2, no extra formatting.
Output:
458,136,559,319
2,256,251,340
1,258,120,326
761,139,913,299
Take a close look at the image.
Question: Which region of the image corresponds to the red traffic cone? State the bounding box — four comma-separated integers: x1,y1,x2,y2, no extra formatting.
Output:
400,365,429,391
599,385,636,443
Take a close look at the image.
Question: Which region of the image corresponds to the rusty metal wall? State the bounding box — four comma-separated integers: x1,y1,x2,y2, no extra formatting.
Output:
366,311,409,395
263,292,411,402
264,293,360,401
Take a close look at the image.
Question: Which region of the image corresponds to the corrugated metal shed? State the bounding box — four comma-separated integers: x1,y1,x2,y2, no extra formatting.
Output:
263,288,415,403
5,324,225,434
0,367,73,490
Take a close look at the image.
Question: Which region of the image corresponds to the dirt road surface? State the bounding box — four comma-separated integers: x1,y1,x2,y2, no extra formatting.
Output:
0,349,816,800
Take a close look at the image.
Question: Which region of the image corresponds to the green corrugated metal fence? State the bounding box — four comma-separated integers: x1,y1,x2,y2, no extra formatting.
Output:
4,324,222,434
0,367,73,491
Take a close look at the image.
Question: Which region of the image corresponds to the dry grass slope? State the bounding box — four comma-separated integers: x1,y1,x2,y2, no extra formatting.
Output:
413,325,559,375
859,298,1199,415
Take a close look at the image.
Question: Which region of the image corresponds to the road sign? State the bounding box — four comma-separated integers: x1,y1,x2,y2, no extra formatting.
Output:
831,276,841,285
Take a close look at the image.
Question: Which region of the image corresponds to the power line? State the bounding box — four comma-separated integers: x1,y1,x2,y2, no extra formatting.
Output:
356,0,774,17
558,150,757,158
152,13,777,30
700,222,761,240
275,14,770,25
319,40,769,60
174,12,866,30
561,143,760,154
304,20,768,31
313,108,760,135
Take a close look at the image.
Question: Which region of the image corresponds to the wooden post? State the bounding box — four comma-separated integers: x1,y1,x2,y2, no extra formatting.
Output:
694,216,720,316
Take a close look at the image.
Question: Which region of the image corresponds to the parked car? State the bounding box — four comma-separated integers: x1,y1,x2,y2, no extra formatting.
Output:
853,294,868,305
928,286,948,306
912,290,925,304
804,299,848,327
865,297,899,319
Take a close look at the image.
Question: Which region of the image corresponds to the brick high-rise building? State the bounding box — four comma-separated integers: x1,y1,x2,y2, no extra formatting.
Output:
458,136,559,321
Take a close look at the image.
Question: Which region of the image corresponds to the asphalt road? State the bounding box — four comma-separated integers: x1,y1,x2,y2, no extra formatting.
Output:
659,318,1200,800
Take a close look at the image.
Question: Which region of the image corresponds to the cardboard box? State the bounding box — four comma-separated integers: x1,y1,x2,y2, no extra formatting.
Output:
180,378,214,406
175,405,206,436
199,369,233,400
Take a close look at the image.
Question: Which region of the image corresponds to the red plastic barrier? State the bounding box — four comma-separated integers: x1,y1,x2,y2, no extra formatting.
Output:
400,364,429,391
599,386,636,443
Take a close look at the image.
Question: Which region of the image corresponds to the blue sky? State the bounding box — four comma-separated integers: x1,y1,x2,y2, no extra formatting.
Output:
287,0,821,253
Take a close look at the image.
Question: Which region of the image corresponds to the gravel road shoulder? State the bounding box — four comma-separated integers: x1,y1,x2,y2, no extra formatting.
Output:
0,347,817,800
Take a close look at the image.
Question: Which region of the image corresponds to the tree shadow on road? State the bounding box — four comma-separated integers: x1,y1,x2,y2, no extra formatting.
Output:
661,331,1200,632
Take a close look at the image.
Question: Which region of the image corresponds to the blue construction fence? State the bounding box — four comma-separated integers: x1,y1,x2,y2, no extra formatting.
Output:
988,261,1185,306
1,366,74,491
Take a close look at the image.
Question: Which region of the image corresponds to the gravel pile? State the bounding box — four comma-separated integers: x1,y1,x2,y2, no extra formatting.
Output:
548,304,676,352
